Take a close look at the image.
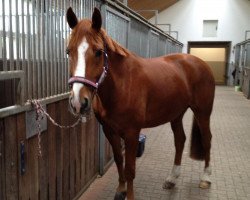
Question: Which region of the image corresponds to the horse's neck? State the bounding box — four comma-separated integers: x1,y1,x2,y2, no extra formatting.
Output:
94,51,135,114
100,51,131,93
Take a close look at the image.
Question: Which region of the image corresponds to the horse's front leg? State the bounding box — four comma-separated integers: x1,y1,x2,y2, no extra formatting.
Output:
103,125,126,197
124,130,140,200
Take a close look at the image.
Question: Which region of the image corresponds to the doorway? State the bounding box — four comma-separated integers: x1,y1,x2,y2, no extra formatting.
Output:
188,42,231,85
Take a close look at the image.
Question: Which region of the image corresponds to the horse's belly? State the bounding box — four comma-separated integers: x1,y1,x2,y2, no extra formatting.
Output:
143,97,189,128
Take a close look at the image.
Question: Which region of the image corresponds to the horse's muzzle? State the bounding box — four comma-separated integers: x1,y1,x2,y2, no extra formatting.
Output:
69,96,90,115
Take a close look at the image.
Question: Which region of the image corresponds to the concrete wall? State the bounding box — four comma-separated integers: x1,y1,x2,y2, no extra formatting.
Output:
149,0,250,85
190,48,226,84
150,0,250,59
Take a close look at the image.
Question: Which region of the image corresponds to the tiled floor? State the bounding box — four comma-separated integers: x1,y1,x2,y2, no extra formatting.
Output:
78,86,250,200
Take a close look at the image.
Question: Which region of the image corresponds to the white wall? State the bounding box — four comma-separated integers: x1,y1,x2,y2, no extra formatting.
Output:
150,0,250,62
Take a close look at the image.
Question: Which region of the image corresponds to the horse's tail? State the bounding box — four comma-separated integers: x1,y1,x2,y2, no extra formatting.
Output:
190,116,205,160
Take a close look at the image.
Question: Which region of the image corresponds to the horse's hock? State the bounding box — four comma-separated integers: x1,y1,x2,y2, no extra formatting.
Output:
0,0,183,199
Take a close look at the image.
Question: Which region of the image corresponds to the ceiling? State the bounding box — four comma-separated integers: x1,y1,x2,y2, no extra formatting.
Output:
127,0,179,19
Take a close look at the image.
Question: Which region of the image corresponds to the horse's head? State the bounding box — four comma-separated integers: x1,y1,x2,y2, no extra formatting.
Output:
66,7,106,115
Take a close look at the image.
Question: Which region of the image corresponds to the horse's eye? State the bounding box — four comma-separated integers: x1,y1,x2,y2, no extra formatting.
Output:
66,48,70,55
95,50,102,57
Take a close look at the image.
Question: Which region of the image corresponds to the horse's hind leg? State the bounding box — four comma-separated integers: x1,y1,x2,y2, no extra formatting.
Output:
190,110,212,189
194,115,212,189
163,114,186,189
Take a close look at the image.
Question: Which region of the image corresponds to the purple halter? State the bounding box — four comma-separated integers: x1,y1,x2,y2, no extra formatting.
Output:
68,49,108,90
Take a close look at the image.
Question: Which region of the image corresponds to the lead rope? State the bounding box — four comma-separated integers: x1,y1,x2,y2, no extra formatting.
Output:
29,99,83,157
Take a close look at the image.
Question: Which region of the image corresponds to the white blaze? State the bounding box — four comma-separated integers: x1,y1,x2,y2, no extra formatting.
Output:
72,37,89,113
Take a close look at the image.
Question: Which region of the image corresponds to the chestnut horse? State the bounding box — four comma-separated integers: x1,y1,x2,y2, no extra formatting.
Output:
66,7,215,200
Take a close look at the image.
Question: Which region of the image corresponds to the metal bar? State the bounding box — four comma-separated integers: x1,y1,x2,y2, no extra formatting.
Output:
37,0,42,98
21,0,27,101
1,0,7,71
157,23,171,32
0,70,24,80
27,0,32,99
106,6,130,21
51,0,55,96
0,93,70,118
58,0,62,94
48,0,52,96
15,0,20,70
32,0,37,99
54,0,58,95
245,30,250,40
41,0,46,98
45,0,49,96
9,0,14,70
123,0,128,6
62,0,66,93
105,0,183,46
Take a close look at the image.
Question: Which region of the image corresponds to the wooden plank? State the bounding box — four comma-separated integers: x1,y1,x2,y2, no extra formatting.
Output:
28,136,39,199
80,121,87,187
17,113,30,200
75,115,82,193
38,125,49,200
4,115,18,200
85,119,90,183
55,101,63,200
94,120,100,173
69,113,77,199
60,100,70,200
47,103,57,200
0,119,5,200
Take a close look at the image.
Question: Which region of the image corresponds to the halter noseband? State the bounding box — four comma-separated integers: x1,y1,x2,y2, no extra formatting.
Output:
68,47,109,90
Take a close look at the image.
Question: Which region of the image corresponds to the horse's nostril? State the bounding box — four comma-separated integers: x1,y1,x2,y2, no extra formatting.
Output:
81,98,89,111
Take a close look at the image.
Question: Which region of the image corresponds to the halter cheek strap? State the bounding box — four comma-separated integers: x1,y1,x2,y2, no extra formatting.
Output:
68,50,108,90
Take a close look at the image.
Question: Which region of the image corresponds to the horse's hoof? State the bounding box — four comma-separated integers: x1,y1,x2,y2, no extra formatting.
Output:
114,191,127,200
162,181,175,189
199,180,211,189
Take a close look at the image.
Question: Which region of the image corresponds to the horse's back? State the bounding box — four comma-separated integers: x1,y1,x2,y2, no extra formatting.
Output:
162,53,215,114
144,53,215,93
140,53,215,126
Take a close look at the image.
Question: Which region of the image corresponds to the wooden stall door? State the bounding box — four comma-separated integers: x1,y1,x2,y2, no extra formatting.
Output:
190,47,226,84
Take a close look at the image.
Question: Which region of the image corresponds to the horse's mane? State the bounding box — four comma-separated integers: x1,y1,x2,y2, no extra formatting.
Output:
101,29,131,57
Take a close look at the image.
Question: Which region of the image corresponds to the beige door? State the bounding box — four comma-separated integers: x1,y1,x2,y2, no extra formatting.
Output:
190,48,226,84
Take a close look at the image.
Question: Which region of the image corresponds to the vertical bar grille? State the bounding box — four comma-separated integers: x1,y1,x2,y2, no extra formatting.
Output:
0,0,182,106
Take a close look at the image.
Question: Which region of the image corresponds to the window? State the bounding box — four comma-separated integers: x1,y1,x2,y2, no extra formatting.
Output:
203,20,218,37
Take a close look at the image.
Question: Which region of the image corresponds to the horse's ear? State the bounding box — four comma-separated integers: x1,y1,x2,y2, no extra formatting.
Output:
66,7,78,29
92,8,102,31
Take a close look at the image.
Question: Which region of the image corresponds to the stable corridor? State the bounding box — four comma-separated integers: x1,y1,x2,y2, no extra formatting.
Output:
79,86,250,200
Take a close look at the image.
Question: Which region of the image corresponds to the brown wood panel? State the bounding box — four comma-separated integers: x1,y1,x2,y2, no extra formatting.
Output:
1,99,101,200
38,125,49,199
55,101,63,200
80,122,87,187
85,116,99,180
69,120,77,199
47,103,57,200
4,115,18,200
28,136,39,199
0,119,5,200
60,100,70,200
75,119,82,193
17,113,30,200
